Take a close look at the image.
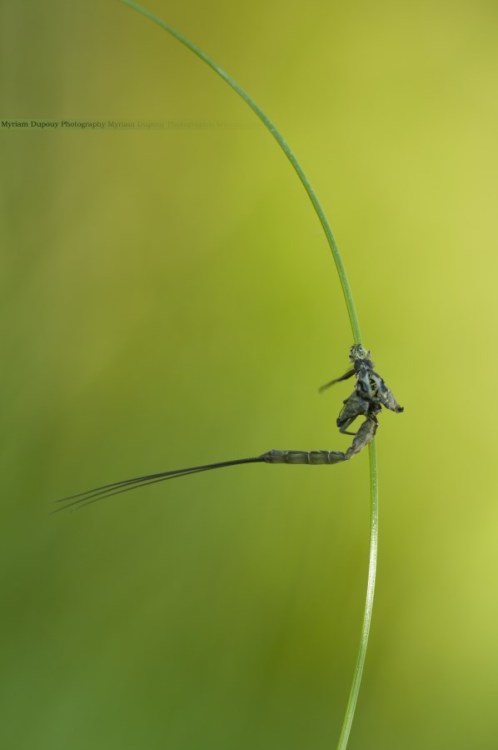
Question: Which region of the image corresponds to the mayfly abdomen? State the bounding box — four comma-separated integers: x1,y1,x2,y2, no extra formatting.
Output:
262,449,346,465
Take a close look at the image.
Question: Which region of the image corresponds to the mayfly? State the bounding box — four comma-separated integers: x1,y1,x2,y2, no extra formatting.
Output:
319,344,403,434
55,345,403,512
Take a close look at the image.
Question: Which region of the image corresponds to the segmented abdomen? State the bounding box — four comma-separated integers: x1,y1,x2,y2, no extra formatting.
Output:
262,450,346,465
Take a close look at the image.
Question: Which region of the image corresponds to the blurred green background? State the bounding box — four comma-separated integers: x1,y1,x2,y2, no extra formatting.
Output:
1,1,498,748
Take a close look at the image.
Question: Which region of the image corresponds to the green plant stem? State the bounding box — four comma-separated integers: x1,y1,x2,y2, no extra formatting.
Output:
336,440,378,750
118,3,378,748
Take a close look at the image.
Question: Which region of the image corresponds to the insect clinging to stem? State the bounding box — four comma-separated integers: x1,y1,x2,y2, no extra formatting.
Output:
54,344,403,513
319,343,403,435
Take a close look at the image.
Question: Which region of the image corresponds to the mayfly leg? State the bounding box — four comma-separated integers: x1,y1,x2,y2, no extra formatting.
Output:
318,368,355,393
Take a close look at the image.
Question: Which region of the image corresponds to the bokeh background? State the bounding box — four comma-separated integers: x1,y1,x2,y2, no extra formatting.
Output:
1,1,498,748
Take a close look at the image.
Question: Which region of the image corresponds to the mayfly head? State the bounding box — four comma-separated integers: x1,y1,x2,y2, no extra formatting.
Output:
349,344,372,366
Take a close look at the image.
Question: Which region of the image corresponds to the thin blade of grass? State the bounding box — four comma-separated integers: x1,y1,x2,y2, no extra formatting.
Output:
336,440,378,750
117,4,379,748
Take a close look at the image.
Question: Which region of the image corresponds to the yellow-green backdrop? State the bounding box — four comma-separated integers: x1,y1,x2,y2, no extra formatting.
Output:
1,1,497,748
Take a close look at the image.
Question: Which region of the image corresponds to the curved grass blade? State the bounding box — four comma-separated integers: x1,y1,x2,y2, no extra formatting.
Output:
116,4,379,748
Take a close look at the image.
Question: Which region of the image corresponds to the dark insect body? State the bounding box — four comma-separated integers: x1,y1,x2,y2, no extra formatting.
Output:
320,344,403,435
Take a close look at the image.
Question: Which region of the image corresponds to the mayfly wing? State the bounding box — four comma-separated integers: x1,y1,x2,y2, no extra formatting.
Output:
376,376,404,413
355,368,404,415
